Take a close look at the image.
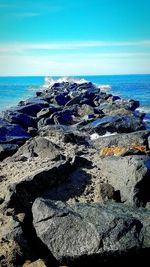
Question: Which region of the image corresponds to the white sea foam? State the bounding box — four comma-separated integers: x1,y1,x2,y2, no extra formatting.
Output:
97,84,111,90
90,131,117,140
42,76,89,89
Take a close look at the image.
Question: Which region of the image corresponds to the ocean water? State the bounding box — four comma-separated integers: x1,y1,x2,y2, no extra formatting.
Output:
0,74,150,115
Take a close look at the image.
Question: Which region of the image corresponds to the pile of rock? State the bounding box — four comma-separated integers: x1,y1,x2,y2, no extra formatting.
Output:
0,79,150,266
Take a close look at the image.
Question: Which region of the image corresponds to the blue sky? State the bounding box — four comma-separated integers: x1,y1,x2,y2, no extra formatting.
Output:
0,0,150,75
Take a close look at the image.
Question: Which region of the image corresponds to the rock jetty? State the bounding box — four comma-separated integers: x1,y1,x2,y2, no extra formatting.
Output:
0,79,150,267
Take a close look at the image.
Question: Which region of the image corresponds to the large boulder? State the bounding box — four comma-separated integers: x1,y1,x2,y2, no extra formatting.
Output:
13,136,62,160
88,115,145,134
0,118,31,144
2,110,37,129
32,198,144,264
9,100,49,117
90,130,150,150
99,155,150,206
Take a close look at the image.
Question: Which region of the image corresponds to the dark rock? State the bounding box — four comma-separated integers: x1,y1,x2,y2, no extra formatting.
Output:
65,95,82,106
89,115,145,134
53,109,73,125
55,94,71,106
18,97,49,106
32,198,143,264
99,155,150,206
112,95,121,101
128,100,140,111
10,101,49,117
37,105,60,119
0,143,18,160
0,118,31,144
37,117,54,130
5,160,74,211
2,110,37,129
27,127,37,137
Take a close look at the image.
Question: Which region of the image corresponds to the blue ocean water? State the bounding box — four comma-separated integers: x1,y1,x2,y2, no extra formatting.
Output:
0,75,150,114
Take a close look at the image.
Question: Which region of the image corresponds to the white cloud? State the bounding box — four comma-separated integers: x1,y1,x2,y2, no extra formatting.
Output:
0,53,150,76
0,40,150,54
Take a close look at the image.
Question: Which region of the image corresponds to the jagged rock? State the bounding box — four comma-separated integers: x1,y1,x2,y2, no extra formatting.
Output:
55,94,71,106
77,104,94,117
2,110,37,129
32,198,144,264
0,214,30,267
13,136,62,160
88,115,145,134
99,155,150,206
9,100,49,117
0,118,31,144
37,105,60,119
90,130,150,150
5,159,74,211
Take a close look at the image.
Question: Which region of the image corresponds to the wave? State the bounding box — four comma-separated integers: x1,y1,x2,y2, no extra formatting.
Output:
42,76,90,89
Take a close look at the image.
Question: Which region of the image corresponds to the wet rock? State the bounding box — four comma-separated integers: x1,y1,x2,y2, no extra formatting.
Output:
99,155,150,206
53,109,73,125
0,118,31,144
65,95,82,106
55,94,71,106
2,110,37,129
37,105,60,119
127,100,140,111
19,97,49,107
0,143,18,160
32,198,143,264
89,115,145,134
10,101,49,117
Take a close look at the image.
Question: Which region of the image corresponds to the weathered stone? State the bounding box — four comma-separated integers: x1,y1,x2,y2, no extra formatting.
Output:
77,104,94,117
13,136,62,160
99,155,150,206
5,159,74,211
90,130,150,150
32,198,143,264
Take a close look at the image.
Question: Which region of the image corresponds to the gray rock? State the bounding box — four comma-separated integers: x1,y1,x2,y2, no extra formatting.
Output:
99,155,150,206
5,160,74,211
13,136,62,160
91,130,150,150
32,198,143,264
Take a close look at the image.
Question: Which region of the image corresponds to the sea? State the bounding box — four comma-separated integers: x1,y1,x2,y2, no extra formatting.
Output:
0,74,150,127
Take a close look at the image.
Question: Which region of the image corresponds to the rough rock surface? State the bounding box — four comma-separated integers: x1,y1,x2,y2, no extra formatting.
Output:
32,198,146,264
0,79,150,267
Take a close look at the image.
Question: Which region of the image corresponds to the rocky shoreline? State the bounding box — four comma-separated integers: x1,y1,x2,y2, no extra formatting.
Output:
0,79,150,267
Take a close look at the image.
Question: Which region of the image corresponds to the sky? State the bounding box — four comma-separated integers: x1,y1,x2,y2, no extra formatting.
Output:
0,0,150,76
